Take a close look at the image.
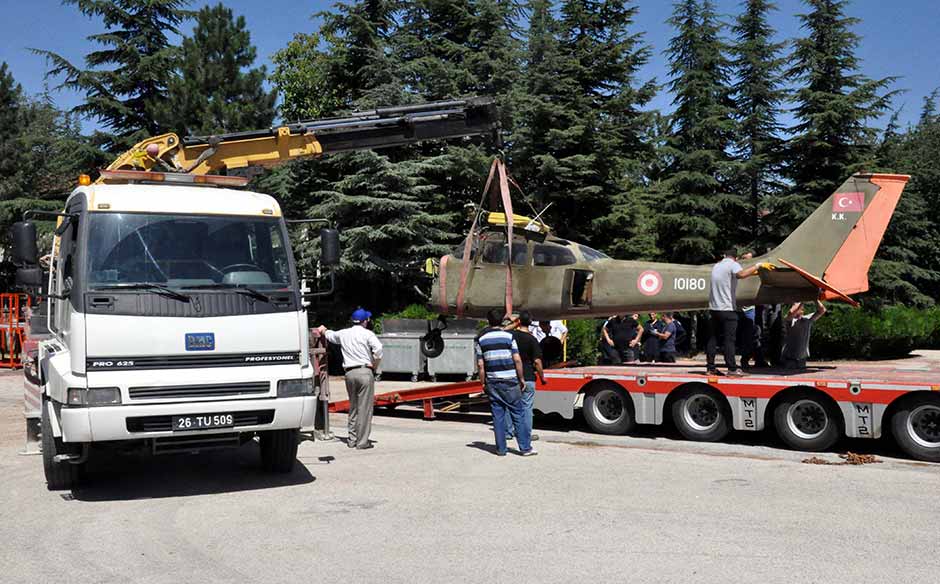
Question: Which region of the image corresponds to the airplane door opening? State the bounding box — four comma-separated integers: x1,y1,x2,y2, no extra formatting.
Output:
565,269,594,310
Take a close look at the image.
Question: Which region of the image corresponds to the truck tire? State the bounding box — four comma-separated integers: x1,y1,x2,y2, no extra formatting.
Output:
773,391,841,452
891,394,940,462
672,387,731,442
259,429,299,473
41,402,81,490
583,383,634,435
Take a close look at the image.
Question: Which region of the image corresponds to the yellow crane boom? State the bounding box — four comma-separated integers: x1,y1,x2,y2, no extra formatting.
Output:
99,98,499,181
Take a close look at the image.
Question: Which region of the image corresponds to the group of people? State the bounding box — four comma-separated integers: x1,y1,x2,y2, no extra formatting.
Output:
707,249,827,375
315,308,558,456
600,312,684,364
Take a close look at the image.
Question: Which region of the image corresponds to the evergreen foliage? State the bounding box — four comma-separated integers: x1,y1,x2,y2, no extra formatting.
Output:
659,0,739,264
783,0,895,224
730,0,786,247
34,0,190,152
513,0,655,249
155,3,275,136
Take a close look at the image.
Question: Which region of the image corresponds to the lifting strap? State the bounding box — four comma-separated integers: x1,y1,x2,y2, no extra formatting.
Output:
452,158,515,319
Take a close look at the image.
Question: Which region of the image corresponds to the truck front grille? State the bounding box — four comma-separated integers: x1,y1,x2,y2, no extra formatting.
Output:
126,410,275,433
128,382,271,400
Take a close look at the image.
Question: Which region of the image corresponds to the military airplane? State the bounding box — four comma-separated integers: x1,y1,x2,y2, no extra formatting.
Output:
427,173,908,322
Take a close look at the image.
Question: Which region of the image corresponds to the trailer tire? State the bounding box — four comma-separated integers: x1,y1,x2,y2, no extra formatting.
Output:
671,387,730,442
891,394,940,462
41,401,81,490
582,383,634,435
773,391,840,452
259,429,299,473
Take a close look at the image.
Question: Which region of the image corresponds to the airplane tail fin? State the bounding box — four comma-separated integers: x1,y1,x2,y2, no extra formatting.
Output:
761,174,909,301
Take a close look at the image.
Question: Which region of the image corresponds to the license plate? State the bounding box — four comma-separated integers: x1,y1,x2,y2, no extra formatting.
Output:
172,413,234,431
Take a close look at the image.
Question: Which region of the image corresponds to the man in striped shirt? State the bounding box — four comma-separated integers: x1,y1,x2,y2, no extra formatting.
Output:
475,309,536,456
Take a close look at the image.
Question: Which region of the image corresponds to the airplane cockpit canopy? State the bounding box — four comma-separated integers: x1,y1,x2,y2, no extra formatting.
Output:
450,231,610,267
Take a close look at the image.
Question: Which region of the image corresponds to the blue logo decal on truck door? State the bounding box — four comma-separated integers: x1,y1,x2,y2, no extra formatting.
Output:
185,333,215,351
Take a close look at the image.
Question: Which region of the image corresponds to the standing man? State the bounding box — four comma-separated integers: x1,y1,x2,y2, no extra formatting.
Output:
652,313,679,363
476,309,535,457
706,250,767,376
504,311,545,443
601,314,641,364
781,300,827,369
318,308,383,450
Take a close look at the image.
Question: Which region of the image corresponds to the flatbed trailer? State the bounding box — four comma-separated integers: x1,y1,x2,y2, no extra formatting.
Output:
332,355,940,462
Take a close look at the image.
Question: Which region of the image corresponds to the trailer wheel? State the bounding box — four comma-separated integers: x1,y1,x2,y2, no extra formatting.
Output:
259,429,299,473
773,392,840,452
671,387,730,442
41,401,81,490
891,395,940,462
582,383,634,435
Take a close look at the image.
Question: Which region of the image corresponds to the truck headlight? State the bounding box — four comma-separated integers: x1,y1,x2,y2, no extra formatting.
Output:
66,387,122,407
277,378,313,397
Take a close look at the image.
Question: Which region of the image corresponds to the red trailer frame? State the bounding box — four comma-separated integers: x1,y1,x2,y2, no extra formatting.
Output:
333,357,940,462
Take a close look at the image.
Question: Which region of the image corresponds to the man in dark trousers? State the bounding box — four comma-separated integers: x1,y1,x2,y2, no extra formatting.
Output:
706,250,766,376
600,314,641,364
318,308,383,449
504,311,545,443
475,309,535,456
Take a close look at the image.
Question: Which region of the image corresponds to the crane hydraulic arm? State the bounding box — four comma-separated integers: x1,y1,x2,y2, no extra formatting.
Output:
100,97,498,181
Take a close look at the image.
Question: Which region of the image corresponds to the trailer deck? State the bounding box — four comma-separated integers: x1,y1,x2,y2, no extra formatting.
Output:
331,352,940,461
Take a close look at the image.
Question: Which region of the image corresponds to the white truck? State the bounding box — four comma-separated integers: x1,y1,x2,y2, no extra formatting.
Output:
11,98,498,489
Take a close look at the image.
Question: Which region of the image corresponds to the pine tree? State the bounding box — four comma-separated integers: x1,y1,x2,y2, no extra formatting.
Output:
513,0,655,249
34,0,190,152
730,0,786,247
267,1,464,315
0,63,24,196
659,0,738,264
871,93,940,306
155,3,275,136
784,0,895,218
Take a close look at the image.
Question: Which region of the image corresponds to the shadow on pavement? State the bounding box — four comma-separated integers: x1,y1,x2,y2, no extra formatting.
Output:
69,443,315,502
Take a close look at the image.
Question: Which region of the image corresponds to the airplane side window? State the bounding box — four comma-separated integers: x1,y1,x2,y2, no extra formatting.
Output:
452,239,477,260
579,244,610,262
533,243,576,266
482,238,528,265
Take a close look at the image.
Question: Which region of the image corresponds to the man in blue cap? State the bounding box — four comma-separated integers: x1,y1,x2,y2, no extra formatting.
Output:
318,308,383,449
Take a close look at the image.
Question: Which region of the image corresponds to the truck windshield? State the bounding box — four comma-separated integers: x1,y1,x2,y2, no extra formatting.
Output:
85,213,293,290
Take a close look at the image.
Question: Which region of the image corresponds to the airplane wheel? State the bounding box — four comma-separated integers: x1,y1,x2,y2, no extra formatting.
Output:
773,391,841,452
672,386,731,442
421,334,445,358
891,394,940,462
583,383,634,435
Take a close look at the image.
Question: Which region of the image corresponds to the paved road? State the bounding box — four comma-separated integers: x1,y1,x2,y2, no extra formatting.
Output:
1,374,938,583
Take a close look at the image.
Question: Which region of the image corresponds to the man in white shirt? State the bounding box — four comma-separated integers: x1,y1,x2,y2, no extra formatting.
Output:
318,308,383,449
530,320,568,344
706,250,765,376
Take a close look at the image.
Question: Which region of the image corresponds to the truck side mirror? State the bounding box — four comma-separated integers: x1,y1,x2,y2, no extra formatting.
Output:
15,267,44,289
320,228,341,266
11,221,39,266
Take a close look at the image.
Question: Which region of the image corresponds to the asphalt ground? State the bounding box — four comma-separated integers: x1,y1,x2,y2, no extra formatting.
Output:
1,371,938,583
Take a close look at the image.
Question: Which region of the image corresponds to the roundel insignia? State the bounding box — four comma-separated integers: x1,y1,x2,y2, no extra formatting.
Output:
637,270,663,296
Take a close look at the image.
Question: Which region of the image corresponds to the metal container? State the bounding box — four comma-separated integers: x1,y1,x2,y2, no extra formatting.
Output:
376,319,428,382
427,319,480,382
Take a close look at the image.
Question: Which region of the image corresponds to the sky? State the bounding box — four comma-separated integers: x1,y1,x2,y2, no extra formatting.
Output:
2,0,938,134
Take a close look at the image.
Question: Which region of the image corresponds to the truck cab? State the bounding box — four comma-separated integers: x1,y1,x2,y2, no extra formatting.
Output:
16,180,327,488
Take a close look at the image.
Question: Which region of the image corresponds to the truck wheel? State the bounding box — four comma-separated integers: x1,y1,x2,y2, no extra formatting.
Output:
583,384,634,435
672,388,730,442
891,395,940,462
259,429,299,473
773,392,841,452
41,402,81,490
